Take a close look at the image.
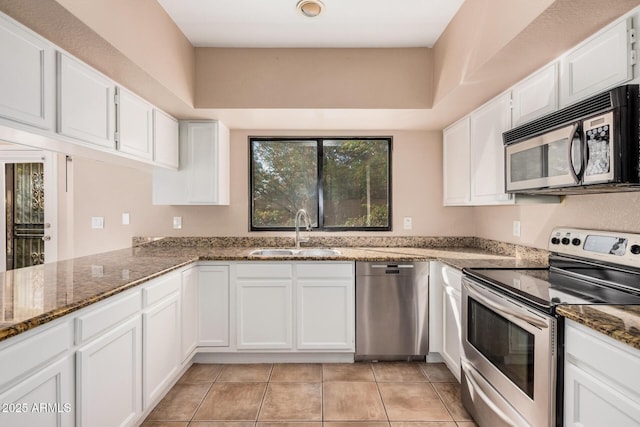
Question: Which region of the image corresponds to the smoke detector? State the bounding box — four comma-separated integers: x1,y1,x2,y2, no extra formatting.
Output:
297,0,324,18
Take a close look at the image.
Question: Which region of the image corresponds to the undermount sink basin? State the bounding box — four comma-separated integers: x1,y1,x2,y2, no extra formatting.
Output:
249,248,341,257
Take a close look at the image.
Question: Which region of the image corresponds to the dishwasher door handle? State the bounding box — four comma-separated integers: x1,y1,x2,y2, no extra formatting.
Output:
370,264,415,269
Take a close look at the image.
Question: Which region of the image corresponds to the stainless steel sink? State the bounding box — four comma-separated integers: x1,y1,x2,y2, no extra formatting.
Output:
296,248,341,256
249,248,340,257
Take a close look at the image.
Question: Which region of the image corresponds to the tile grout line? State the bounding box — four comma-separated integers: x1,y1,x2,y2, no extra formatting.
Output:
253,363,274,425
370,363,392,425
187,364,224,424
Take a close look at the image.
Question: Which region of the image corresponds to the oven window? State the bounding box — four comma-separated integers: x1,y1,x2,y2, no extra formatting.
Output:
468,299,535,399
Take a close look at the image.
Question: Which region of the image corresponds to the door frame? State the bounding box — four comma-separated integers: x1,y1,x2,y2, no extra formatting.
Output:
0,148,58,270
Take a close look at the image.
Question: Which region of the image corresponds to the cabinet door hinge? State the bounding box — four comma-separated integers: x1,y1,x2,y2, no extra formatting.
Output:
114,131,120,145
631,49,637,66
629,28,636,44
114,92,120,105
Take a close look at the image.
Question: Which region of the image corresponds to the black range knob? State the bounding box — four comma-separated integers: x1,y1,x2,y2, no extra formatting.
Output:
551,237,560,245
561,237,570,245
572,238,582,246
631,244,640,255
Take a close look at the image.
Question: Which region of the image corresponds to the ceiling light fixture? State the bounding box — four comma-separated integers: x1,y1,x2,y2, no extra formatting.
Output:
297,0,324,18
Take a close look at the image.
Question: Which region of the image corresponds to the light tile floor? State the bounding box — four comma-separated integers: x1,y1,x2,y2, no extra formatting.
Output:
143,362,478,427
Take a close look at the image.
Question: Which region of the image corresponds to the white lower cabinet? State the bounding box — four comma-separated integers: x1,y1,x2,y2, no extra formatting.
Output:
430,262,462,381
76,315,142,427
564,319,640,427
233,262,354,352
142,292,180,409
236,265,293,350
296,263,354,351
0,355,74,427
181,267,199,360
198,265,230,347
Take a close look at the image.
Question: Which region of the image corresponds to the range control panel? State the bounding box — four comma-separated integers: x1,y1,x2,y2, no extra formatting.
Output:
549,227,640,268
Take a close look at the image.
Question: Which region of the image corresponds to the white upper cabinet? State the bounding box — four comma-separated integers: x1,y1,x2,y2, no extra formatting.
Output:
512,62,558,126
153,120,230,205
0,14,54,130
116,87,153,161
560,18,634,107
57,52,116,149
153,109,179,169
469,92,512,204
442,117,470,206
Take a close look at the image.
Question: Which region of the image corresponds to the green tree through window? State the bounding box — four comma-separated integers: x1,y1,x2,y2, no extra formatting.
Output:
250,137,391,231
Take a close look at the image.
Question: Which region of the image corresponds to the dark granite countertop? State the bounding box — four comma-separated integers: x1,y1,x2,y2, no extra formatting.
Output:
557,305,640,351
0,243,540,343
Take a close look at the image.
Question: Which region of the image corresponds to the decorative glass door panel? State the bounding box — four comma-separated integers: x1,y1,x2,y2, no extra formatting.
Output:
5,163,45,269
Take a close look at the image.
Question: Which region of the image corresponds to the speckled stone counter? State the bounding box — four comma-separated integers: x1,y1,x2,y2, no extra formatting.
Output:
557,305,640,350
0,239,547,343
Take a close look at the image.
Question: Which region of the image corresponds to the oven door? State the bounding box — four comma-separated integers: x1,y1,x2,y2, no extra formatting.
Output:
461,277,556,427
505,122,583,192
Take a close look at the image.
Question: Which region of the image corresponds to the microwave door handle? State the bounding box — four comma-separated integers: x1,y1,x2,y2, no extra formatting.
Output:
567,122,583,183
463,282,548,329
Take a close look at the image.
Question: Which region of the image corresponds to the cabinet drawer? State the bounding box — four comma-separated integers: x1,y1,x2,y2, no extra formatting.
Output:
76,290,141,344
237,263,293,278
297,262,353,278
0,320,72,388
143,272,181,307
566,320,640,395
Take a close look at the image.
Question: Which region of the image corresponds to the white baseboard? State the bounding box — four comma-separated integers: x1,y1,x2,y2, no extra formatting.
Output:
193,352,355,364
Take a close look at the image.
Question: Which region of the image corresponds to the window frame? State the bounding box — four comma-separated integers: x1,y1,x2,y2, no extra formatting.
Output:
249,136,392,232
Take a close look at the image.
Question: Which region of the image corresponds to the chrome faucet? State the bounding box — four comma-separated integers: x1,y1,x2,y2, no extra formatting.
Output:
294,208,312,249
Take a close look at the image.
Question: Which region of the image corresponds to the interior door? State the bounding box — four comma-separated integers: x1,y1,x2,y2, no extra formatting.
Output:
0,149,57,271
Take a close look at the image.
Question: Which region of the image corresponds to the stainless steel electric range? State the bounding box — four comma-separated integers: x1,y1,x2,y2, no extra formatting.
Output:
461,227,640,427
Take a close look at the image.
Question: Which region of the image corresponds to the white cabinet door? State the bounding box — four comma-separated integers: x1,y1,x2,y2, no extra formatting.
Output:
153,109,179,169
0,14,54,130
152,120,230,205
469,92,513,205
512,62,558,126
116,87,153,160
142,292,180,409
57,52,115,149
181,267,198,360
561,19,633,107
564,320,640,427
441,266,462,381
297,278,354,350
76,316,142,427
236,279,293,350
198,265,230,347
443,117,470,206
0,356,74,427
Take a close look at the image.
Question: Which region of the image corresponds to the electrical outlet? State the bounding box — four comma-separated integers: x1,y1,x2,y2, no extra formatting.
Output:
403,217,413,230
173,216,182,229
513,220,521,237
91,217,104,229
91,265,104,278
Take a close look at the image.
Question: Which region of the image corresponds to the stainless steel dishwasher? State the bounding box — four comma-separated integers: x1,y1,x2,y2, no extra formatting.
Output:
355,261,429,360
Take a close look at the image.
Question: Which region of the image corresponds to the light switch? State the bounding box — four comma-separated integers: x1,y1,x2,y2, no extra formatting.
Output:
91,217,104,229
122,212,130,225
173,216,182,229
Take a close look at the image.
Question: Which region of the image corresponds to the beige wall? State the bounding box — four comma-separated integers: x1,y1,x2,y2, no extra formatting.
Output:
195,48,432,109
70,130,475,257
473,192,640,250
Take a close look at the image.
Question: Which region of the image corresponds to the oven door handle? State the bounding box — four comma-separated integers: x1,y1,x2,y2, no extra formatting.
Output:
463,282,548,329
461,358,521,427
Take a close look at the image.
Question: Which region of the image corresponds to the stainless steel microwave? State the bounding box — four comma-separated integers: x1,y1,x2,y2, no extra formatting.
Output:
504,85,640,195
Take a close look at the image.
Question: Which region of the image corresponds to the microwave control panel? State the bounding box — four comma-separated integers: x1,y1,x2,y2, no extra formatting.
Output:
549,227,640,268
